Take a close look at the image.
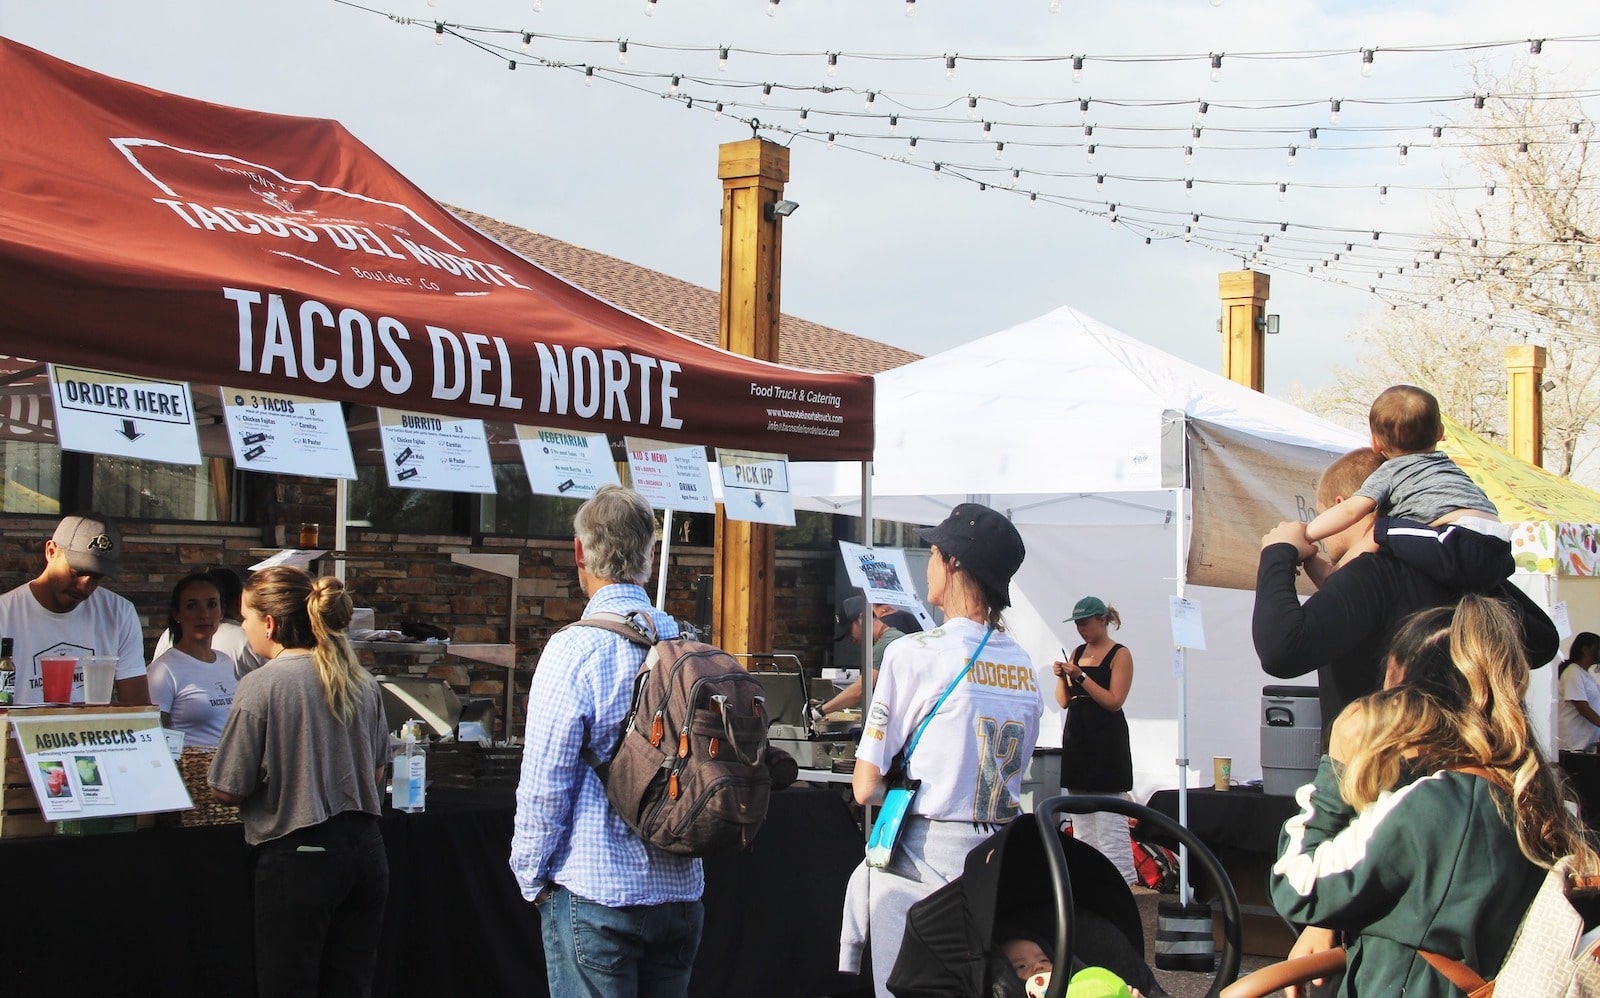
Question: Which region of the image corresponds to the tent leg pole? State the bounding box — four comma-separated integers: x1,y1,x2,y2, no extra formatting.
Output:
656,509,673,613
1175,486,1192,906
860,460,873,839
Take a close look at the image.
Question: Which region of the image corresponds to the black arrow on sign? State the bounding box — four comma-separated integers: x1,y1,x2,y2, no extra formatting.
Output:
752,492,765,508
118,419,142,441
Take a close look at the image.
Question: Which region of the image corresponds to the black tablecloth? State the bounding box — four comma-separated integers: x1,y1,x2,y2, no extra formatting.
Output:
1145,786,1301,856
1,787,866,997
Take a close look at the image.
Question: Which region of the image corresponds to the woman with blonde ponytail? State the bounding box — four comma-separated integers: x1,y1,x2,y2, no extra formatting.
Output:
1270,594,1594,997
210,566,389,998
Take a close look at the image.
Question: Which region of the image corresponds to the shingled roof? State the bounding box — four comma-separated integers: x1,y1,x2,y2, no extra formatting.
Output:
452,207,921,376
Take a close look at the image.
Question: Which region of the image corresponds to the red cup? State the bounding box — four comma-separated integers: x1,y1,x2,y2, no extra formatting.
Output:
40,657,77,703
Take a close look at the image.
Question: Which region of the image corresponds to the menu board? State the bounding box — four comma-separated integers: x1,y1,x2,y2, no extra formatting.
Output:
7,710,192,819
516,425,621,499
624,437,715,513
220,386,356,479
376,407,495,493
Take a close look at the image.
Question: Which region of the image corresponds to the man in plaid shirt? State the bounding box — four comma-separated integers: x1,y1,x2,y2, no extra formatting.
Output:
510,486,703,997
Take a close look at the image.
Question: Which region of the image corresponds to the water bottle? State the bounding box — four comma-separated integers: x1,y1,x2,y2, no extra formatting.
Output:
392,720,427,813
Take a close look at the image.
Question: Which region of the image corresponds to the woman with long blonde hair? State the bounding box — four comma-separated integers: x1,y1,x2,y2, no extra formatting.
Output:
1271,594,1593,997
210,566,389,998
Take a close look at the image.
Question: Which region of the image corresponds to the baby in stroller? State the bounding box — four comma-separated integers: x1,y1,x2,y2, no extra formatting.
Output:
993,925,1150,998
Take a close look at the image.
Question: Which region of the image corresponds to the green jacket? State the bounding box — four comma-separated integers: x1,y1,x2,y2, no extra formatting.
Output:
1270,756,1543,997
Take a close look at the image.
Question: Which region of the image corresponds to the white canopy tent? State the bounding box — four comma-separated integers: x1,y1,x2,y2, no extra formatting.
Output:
791,306,1365,817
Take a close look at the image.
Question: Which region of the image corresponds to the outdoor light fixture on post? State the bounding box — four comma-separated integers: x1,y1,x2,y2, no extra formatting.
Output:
764,199,800,221
1255,314,1281,334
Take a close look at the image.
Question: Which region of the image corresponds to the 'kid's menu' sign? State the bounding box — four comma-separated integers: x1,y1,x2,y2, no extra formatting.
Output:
7,709,192,820
624,437,715,513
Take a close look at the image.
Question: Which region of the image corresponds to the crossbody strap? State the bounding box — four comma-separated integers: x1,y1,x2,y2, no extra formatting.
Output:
1411,764,1498,997
900,626,995,768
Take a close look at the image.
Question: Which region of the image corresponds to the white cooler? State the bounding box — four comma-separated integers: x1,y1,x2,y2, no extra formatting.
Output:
1261,685,1322,795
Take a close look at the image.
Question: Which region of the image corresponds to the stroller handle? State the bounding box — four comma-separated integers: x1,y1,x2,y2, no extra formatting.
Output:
1033,795,1243,998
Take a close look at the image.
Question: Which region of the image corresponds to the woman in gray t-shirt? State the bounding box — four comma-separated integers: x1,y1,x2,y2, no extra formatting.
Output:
209,566,389,998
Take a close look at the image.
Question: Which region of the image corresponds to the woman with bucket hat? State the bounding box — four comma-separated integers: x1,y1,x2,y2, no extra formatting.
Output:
1055,596,1138,885
842,503,1040,997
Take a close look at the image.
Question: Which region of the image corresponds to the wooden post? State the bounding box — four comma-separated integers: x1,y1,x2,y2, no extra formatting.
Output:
1505,344,1547,468
712,138,788,656
1218,270,1270,391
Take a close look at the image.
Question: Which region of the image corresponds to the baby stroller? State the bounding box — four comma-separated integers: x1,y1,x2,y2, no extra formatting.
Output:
887,795,1244,998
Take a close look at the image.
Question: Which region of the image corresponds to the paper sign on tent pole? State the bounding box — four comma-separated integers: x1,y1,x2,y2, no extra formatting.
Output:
220,386,355,479
716,449,795,526
49,364,201,465
838,540,936,630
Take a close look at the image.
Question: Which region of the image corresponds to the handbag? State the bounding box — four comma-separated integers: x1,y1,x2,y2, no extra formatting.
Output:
865,626,995,869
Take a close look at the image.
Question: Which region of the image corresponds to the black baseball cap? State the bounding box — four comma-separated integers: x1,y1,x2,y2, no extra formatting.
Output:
834,593,870,642
918,503,1025,608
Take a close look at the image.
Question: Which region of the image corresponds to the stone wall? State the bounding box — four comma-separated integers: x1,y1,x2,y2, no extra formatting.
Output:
0,515,838,740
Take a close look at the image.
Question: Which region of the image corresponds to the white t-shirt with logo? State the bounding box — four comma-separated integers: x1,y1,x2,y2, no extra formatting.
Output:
0,582,145,705
153,620,262,680
857,617,1042,823
148,646,238,747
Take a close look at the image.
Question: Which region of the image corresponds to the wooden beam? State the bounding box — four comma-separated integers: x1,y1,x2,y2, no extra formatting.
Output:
712,138,789,656
1218,270,1270,392
1505,344,1547,468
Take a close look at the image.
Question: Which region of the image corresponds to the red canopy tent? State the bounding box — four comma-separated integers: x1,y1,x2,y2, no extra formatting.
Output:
0,37,873,462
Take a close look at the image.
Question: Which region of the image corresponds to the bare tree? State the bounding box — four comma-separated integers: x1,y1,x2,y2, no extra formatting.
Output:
1307,61,1600,482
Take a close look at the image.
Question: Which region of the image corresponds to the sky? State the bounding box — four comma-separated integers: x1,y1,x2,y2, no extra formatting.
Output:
3,0,1597,400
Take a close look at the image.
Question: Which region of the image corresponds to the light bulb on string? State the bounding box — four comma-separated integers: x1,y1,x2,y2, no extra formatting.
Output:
645,0,657,15
1078,98,1090,121
826,52,838,77
1398,144,1409,166
1072,56,1084,84
1185,178,1194,198
1183,145,1193,164
826,132,835,149
1360,48,1374,77
1473,94,1486,111
1329,99,1341,125
1192,125,1203,144
766,0,778,15
521,32,532,52
1010,169,1020,188
762,83,772,104
1108,208,1117,226
1278,182,1287,202
508,59,516,71
1209,53,1222,83
667,75,682,96
714,101,722,117
1095,173,1104,191
889,114,898,134
719,47,729,72
1195,101,1208,126
863,91,875,111
1286,145,1297,166
799,107,809,121
1308,127,1319,148
1086,144,1096,164
908,136,917,156
617,39,628,64
1432,125,1443,147
585,66,594,86
905,0,916,15
994,141,1005,159
967,95,979,119
1082,123,1092,138
945,55,956,81
1379,185,1388,205
434,21,445,45
1530,39,1543,66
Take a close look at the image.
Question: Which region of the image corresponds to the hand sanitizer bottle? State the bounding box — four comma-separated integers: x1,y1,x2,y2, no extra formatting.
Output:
392,720,427,813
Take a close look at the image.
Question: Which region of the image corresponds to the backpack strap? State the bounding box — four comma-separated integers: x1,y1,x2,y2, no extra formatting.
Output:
567,611,660,779
1416,949,1492,997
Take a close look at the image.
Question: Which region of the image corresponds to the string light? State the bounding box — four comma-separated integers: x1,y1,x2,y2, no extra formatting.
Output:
719,46,729,71
714,101,722,117
646,0,658,15
1286,145,1297,166
1086,144,1096,163
1183,145,1193,164
1095,173,1105,190
865,90,876,111
1195,101,1209,125
508,59,516,70
826,131,835,148
1398,144,1409,166
908,136,918,155
668,75,680,96
1379,185,1389,205
966,95,979,118
1210,53,1223,83
905,0,916,16
798,107,808,121
1329,99,1342,125
1473,94,1487,110
521,32,532,52
434,21,444,45
994,140,1005,159
1078,98,1090,119
1530,38,1544,66
889,113,898,133
1072,56,1084,84
1278,182,1287,201
945,55,957,81
1185,178,1194,197
1308,127,1319,148
617,39,628,64
585,66,594,86
761,83,772,103
1431,125,1443,146
766,0,778,15
1360,48,1375,77
827,52,838,76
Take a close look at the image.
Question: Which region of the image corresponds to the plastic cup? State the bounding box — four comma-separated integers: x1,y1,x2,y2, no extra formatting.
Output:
81,656,116,705
40,657,77,703
1213,756,1232,791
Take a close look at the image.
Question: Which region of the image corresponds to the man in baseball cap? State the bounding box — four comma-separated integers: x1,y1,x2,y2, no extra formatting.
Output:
811,592,919,721
0,513,147,705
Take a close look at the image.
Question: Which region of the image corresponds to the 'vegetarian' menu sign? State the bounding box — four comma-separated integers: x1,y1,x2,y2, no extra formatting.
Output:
220,386,356,479
517,425,621,499
49,364,202,465
376,407,495,493
7,709,192,819
624,437,715,513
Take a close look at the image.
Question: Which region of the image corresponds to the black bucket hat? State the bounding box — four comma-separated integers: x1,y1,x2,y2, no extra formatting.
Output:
917,503,1025,608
